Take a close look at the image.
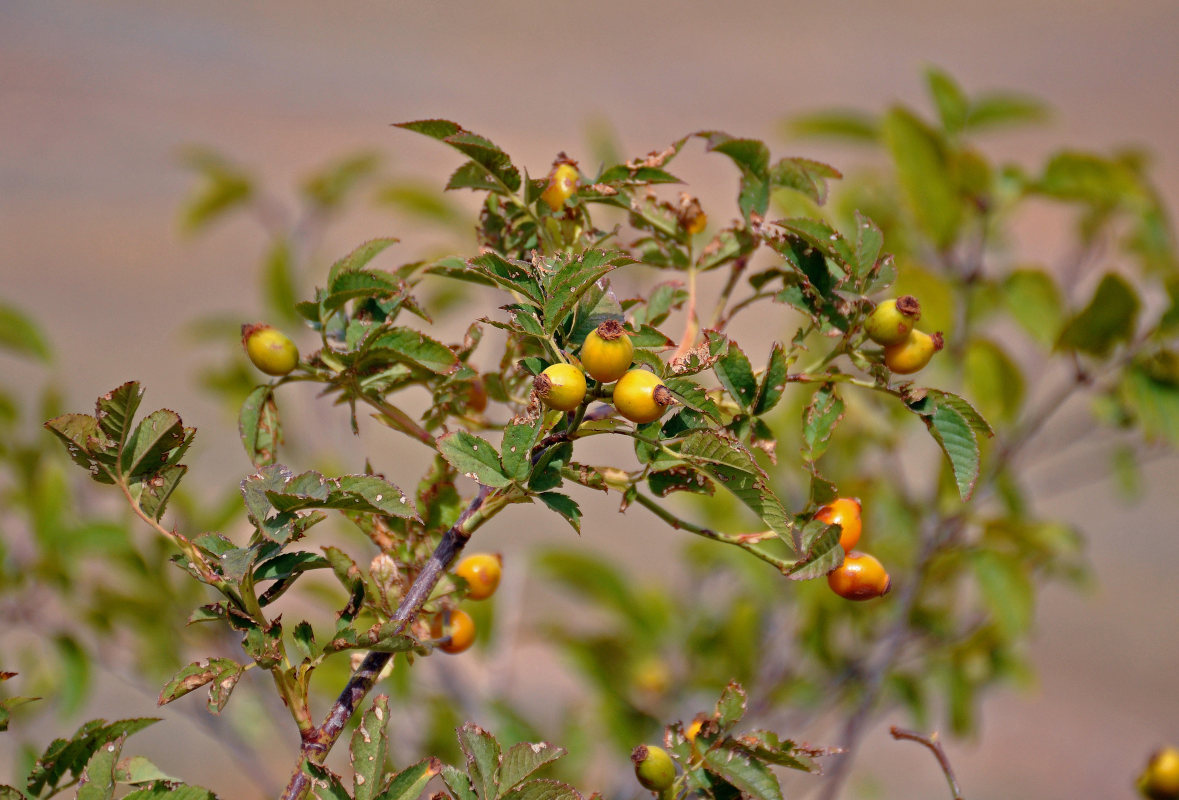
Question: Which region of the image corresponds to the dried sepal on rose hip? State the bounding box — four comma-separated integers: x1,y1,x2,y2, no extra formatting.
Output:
540,154,580,212
676,193,707,235
430,608,476,654
535,363,587,412
613,368,675,424
884,329,944,375
827,551,891,601
814,497,862,552
631,744,676,792
864,295,922,346
242,323,299,376
453,553,502,600
580,319,634,383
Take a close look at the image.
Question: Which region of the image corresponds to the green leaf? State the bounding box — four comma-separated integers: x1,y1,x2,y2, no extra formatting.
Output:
769,157,841,205
731,730,821,772
702,742,783,800
114,756,178,785
303,151,381,210
396,120,521,192
122,786,218,800
76,733,125,800
1057,272,1140,357
442,765,479,800
648,466,713,497
965,92,1050,131
498,780,581,800
0,787,28,800
787,110,879,143
27,718,159,796
971,550,1033,637
351,695,390,800
467,253,543,303
0,302,51,362
376,757,444,800
700,132,771,220
1121,365,1179,447
122,409,187,477
364,327,460,374
264,238,299,323
303,760,351,800
44,413,117,483
537,493,581,533
457,723,501,800
714,682,747,730
541,251,632,336
498,743,566,794
965,339,1024,423
713,341,757,411
852,211,884,279
801,385,844,464
326,238,400,287
1003,269,1063,347
239,385,281,467
925,66,968,135
179,149,252,233
253,551,330,581
787,522,843,581
883,106,961,249
437,431,511,488
913,398,981,500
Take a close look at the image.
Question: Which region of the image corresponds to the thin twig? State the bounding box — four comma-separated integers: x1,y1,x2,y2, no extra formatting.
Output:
889,726,965,800
279,484,496,800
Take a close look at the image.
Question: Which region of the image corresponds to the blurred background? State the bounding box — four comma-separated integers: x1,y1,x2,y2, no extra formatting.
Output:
3,1,1179,798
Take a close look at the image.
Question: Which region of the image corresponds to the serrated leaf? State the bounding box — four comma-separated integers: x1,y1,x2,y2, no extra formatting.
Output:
44,413,118,484
376,757,443,800
324,270,404,312
852,211,884,279
442,765,478,800
702,743,783,800
157,658,242,707
326,238,400,287
714,682,747,729
648,466,713,497
734,730,821,772
785,522,843,581
351,695,389,800
498,743,566,795
114,756,178,785
27,718,159,796
801,385,844,463
537,493,581,533
136,464,187,521
541,251,631,336
363,326,459,374
499,780,581,800
304,760,351,800
468,253,543,303
769,157,841,205
76,733,125,800
921,402,980,501
714,341,757,411
239,386,281,467
253,551,330,581
332,475,418,518
437,431,511,488
0,786,27,800
1057,272,1140,357
457,723,501,800
752,344,788,416
501,420,543,482
883,106,961,249
0,302,51,362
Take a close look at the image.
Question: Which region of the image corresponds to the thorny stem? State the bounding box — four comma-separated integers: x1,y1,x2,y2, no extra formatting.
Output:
280,484,501,800
889,727,965,800
239,569,314,736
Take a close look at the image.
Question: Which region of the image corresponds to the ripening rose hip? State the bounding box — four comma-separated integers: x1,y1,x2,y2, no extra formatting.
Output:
884,330,944,375
535,363,587,412
454,553,502,600
541,160,579,211
431,608,476,654
580,320,634,383
814,497,862,552
827,551,891,601
613,369,675,424
242,323,299,376
632,745,676,792
864,296,921,346
1139,746,1179,800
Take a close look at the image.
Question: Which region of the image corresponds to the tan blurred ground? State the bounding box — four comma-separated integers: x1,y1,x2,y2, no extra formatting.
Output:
3,1,1179,797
